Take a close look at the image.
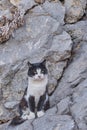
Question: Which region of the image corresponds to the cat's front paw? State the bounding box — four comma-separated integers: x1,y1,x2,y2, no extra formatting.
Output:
27,112,35,120
21,115,29,120
37,111,45,118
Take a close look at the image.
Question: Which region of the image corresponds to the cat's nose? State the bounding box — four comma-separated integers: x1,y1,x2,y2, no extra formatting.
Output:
38,75,41,78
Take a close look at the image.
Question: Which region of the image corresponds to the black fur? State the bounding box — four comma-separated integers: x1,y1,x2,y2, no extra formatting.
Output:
29,96,35,112
28,60,47,77
37,93,46,111
9,116,25,126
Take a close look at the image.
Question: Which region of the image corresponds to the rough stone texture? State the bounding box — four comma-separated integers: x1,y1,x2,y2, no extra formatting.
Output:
34,0,45,4
71,79,87,130
0,0,87,130
0,107,75,130
50,38,87,130
64,0,87,23
42,1,65,24
64,20,87,43
10,0,36,10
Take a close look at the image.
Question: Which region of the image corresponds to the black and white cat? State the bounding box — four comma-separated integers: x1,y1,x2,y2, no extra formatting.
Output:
10,60,50,125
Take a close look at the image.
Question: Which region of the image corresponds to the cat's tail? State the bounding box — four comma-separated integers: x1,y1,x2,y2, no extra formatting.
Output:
9,116,26,126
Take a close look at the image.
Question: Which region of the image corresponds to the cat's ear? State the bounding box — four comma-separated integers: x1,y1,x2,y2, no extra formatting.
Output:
42,59,46,66
27,61,32,67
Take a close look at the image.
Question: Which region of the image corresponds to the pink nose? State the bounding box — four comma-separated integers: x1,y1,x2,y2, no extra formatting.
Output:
38,76,41,78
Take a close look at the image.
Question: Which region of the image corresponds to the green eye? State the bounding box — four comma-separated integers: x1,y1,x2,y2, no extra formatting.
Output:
41,70,44,73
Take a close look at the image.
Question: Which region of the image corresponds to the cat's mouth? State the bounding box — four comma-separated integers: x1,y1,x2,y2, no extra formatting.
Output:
34,77,44,81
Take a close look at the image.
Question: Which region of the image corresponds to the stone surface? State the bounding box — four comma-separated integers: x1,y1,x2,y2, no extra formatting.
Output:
42,1,65,24
34,0,45,4
51,41,87,104
0,107,75,130
57,97,71,115
50,40,87,129
64,20,87,43
33,114,74,130
10,0,36,10
0,0,87,130
64,0,87,23
4,101,19,109
70,79,87,130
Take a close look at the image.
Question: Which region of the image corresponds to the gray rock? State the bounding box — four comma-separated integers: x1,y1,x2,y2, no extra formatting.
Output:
51,41,87,105
10,0,36,11
4,101,19,109
0,0,87,130
33,113,74,130
64,0,87,23
42,1,65,24
64,20,87,43
57,97,71,115
0,120,33,130
34,0,45,4
0,107,75,130
70,79,87,130
0,0,13,20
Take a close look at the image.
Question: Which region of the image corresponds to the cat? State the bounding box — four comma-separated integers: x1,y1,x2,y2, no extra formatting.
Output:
10,60,50,126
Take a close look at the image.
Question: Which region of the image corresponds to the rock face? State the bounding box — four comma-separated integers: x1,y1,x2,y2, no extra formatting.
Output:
64,0,87,23
0,0,87,130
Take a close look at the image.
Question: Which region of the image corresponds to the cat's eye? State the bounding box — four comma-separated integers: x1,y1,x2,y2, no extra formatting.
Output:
41,70,44,73
34,71,37,74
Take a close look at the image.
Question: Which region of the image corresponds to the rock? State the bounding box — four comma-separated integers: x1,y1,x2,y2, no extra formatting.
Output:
42,1,65,24
64,20,87,43
0,107,75,130
4,101,19,109
9,0,36,10
0,120,32,130
0,0,36,43
0,104,13,124
57,97,71,115
33,112,75,130
0,122,9,130
0,0,13,20
34,0,45,4
50,41,87,105
0,0,87,129
64,0,87,23
70,79,87,130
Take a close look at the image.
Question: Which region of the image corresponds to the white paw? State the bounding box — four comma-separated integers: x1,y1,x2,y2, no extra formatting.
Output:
27,112,35,120
21,115,29,120
37,111,45,118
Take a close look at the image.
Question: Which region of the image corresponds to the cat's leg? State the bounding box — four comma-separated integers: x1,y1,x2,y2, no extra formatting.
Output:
37,94,46,118
37,93,50,117
19,97,30,120
28,95,35,119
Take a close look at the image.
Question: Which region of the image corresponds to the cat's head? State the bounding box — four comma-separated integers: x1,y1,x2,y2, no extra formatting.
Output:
27,60,48,81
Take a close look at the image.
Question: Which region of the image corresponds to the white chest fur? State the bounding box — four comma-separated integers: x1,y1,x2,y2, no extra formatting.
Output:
25,76,48,104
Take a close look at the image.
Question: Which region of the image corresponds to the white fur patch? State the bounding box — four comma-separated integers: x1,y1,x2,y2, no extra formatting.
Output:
22,111,35,120
34,69,45,80
27,112,35,119
25,74,48,106
37,111,45,117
